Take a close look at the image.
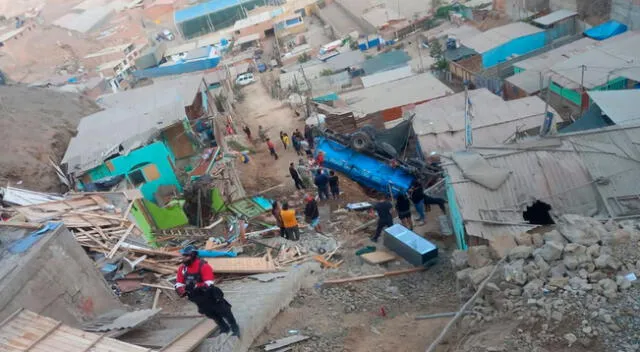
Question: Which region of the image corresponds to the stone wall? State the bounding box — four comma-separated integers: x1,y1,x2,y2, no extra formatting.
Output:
0,226,121,326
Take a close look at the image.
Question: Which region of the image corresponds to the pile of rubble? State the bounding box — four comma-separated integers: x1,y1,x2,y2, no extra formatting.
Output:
453,214,640,351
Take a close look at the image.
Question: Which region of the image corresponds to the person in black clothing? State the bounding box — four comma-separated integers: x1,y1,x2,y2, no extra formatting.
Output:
289,163,306,190
396,193,413,230
370,193,394,242
304,194,322,233
424,195,447,215
410,181,426,223
314,170,330,200
328,171,340,199
185,284,240,337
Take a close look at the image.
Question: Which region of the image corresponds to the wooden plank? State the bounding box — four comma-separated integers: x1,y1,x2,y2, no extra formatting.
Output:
24,321,62,351
360,251,397,265
0,309,24,329
206,256,276,274
0,222,42,230
142,283,175,290
323,267,426,285
107,224,135,258
152,289,161,310
313,255,338,268
264,335,310,351
160,318,216,352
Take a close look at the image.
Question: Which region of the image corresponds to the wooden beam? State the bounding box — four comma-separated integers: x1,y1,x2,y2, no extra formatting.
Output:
24,321,62,351
0,222,42,230
142,283,175,290
160,318,217,352
107,223,135,258
323,267,426,285
152,289,161,309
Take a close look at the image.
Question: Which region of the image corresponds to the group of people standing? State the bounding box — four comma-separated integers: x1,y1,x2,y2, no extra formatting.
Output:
370,180,447,242
241,124,315,161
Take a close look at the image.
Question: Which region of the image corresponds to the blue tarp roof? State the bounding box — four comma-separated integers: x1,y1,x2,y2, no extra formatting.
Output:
584,20,628,40
175,0,241,23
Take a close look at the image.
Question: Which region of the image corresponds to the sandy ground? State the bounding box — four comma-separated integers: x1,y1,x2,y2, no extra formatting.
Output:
0,85,99,192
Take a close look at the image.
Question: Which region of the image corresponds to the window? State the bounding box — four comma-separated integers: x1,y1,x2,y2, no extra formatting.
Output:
128,169,146,186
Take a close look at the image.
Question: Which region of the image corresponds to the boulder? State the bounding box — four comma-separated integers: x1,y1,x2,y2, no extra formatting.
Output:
451,249,469,269
543,230,567,245
616,275,632,290
588,271,607,283
564,333,577,347
456,268,474,282
601,229,631,245
556,214,604,246
586,244,600,259
469,265,495,287
531,233,544,247
534,241,564,262
569,277,591,291
503,259,528,285
548,276,569,288
549,263,568,278
468,245,492,269
534,255,550,278
563,244,591,270
598,278,618,299
523,279,544,298
508,245,533,261
594,254,622,271
489,235,517,259
515,233,533,246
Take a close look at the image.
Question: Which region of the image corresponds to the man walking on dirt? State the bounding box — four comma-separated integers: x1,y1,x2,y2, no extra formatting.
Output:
290,162,306,190
370,194,394,242
175,245,240,336
266,138,278,160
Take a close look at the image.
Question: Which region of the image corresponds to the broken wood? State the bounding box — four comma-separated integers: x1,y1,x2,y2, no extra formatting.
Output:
323,267,426,285
313,255,339,269
142,283,175,290
152,289,161,309
0,222,42,230
360,250,396,265
107,223,134,258
264,335,310,351
350,219,376,233
424,257,506,352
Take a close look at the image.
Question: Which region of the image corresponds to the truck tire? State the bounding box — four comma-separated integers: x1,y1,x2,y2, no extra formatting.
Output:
350,131,372,151
377,142,398,159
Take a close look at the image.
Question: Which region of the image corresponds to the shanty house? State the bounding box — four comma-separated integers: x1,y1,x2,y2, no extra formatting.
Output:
560,89,640,132
531,9,578,41
504,37,596,99
547,31,640,112
62,75,216,204
442,124,640,247
339,72,453,127
412,88,561,153
450,22,546,80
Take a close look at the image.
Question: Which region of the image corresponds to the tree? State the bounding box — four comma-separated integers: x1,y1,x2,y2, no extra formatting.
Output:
429,39,443,60
297,53,311,63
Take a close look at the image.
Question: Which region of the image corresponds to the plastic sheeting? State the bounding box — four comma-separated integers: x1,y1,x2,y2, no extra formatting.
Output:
315,137,414,195
584,20,628,40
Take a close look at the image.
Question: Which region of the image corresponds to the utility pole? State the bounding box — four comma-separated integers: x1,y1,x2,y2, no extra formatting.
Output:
579,64,586,116
414,13,423,73
464,81,472,149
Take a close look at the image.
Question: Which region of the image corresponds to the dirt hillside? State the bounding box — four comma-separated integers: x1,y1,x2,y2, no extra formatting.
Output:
0,85,100,192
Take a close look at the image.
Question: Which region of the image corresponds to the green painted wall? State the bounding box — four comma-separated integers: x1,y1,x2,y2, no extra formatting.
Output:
131,202,155,244
143,199,189,229
550,77,629,106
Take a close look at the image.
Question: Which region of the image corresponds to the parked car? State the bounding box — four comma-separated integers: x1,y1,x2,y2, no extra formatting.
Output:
235,73,255,86
257,62,267,73
157,29,174,41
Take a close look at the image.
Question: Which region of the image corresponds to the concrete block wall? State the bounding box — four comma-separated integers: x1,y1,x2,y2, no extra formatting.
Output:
612,0,640,29
0,226,122,326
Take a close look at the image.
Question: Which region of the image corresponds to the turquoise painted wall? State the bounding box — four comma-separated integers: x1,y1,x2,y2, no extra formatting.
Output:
482,32,546,68
445,175,467,250
85,141,181,202
550,77,629,106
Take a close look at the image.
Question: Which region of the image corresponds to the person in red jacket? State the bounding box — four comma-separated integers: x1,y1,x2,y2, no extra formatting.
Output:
175,245,240,336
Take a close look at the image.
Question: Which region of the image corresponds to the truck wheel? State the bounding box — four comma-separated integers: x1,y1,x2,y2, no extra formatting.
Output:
350,131,372,151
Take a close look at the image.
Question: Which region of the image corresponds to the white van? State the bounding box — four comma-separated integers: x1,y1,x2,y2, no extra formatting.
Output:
235,73,255,86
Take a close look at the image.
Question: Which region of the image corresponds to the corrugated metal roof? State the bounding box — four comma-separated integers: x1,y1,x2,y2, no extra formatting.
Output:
505,70,547,94
414,89,561,151
165,42,198,57
325,50,366,71
422,23,481,43
462,22,544,54
83,309,162,332
0,309,150,352
533,9,577,26
236,33,261,46
340,72,453,116
361,65,413,88
361,6,404,28
62,75,204,174
443,124,640,240
362,50,411,75
588,90,640,125
550,31,640,89
515,37,596,71
233,10,274,31
0,187,64,206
